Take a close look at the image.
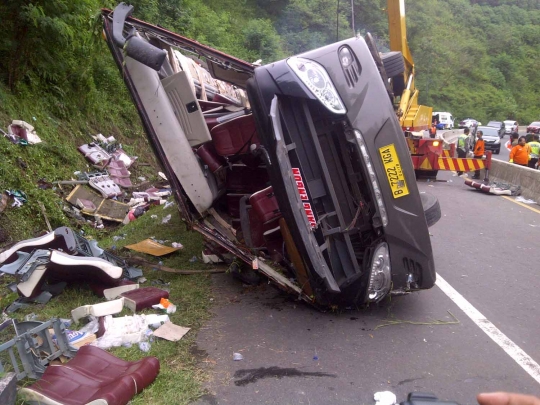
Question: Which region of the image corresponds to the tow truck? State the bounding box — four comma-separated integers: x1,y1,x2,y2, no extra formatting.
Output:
371,0,491,178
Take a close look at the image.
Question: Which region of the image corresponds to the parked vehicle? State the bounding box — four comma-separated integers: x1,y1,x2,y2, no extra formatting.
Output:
476,126,501,154
459,118,479,129
102,3,440,306
527,121,540,134
486,121,505,138
432,112,454,129
503,120,518,135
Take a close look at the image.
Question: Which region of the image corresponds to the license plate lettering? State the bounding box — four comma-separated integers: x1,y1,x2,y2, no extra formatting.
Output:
381,148,394,164
378,144,410,199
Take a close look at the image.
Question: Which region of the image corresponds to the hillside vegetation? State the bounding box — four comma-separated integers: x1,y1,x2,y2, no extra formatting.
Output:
0,0,538,239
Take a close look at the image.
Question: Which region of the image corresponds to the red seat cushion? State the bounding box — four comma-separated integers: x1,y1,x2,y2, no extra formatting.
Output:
210,115,260,156
20,346,160,405
64,345,160,393
249,186,282,224
225,166,269,193
23,365,136,405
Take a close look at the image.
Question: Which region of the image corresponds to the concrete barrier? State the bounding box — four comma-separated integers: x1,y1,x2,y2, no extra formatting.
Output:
436,129,540,201
489,159,540,201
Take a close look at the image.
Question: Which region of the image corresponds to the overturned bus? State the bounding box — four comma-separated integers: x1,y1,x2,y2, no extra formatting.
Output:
101,3,440,307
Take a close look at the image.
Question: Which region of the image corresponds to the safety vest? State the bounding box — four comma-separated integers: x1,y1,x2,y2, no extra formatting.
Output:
474,139,485,157
527,141,540,158
457,134,468,150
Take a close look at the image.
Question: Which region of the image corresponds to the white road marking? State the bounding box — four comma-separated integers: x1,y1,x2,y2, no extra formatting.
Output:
436,274,540,385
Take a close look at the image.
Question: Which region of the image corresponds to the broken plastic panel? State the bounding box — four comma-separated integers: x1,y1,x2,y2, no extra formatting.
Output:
0,318,76,380
71,297,125,322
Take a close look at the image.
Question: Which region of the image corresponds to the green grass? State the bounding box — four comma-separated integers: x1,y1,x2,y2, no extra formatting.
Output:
1,204,213,404
0,82,159,242
0,78,215,403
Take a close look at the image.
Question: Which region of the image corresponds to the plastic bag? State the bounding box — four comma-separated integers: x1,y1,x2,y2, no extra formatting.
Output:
93,314,152,350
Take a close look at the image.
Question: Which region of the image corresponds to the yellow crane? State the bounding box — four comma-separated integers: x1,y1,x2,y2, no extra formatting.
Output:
386,0,432,132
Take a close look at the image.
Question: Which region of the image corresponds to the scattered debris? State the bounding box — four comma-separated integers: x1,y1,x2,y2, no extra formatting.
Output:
233,353,244,361
38,201,53,232
78,143,112,169
121,287,170,312
465,179,522,196
127,256,225,274
71,297,125,322
6,120,42,144
107,159,132,188
66,185,130,222
103,284,140,300
125,238,182,256
153,322,190,342
158,172,168,181
515,196,536,204
0,318,76,379
162,214,172,224
139,341,151,352
87,171,123,198
37,178,53,189
5,189,27,207
374,391,397,405
163,200,174,209
374,311,459,330
152,298,177,314
93,314,155,350
18,345,158,404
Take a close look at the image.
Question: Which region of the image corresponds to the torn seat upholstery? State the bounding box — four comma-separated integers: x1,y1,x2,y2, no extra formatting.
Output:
0,227,77,265
19,345,160,405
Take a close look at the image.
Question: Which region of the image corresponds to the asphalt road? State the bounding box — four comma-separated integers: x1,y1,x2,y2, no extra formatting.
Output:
193,171,540,405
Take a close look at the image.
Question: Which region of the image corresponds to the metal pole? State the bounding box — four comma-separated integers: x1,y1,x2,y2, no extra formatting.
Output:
351,0,355,36
336,0,340,41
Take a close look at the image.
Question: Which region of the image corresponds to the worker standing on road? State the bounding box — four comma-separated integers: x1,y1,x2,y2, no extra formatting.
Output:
429,123,437,138
509,136,530,167
456,128,469,176
505,132,519,152
472,130,485,179
527,134,540,169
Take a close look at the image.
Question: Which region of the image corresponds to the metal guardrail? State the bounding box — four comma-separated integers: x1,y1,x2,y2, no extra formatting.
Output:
440,129,464,146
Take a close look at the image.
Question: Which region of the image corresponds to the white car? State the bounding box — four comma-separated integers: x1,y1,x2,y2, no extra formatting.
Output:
459,118,479,129
504,120,518,134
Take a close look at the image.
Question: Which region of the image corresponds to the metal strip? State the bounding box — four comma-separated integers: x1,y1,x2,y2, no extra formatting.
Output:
300,102,360,277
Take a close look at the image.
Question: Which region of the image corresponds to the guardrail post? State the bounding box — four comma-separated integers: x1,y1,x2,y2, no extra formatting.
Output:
484,151,492,182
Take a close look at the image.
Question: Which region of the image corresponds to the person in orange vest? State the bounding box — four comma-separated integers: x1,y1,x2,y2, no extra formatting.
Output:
429,123,437,138
509,136,530,167
472,130,485,179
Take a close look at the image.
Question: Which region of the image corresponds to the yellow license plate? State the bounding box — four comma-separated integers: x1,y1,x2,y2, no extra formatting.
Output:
378,144,410,199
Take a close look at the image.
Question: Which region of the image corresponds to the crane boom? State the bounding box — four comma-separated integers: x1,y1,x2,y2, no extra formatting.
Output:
386,0,431,131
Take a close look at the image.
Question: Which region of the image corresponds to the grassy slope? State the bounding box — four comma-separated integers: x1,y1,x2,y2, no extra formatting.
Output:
0,80,159,242
0,53,214,404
